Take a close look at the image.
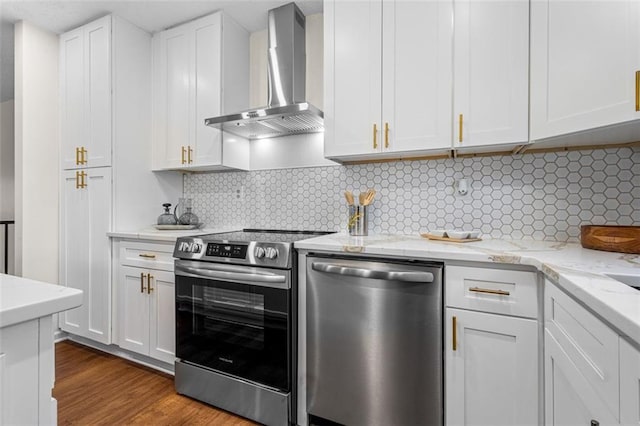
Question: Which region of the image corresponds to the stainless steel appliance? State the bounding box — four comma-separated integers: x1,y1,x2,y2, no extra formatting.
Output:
205,3,323,140
306,255,444,426
173,229,333,426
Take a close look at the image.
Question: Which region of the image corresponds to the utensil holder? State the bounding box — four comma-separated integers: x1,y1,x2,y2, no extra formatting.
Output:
348,205,368,236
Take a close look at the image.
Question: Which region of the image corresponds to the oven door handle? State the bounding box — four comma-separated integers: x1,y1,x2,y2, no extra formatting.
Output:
176,264,287,286
311,262,434,283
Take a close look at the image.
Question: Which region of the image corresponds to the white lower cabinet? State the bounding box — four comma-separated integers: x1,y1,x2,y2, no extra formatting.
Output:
445,265,540,426
118,266,175,364
545,329,617,426
543,279,634,426
620,338,640,425
445,308,538,426
116,240,176,364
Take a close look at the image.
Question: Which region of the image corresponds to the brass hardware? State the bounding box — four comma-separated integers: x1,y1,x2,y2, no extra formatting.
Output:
75,171,81,189
147,273,154,294
188,146,193,164
635,70,639,112
458,114,463,143
80,147,87,165
469,287,510,296
138,253,156,259
140,272,146,293
80,171,87,188
384,122,389,148
452,316,457,351
181,146,186,164
75,147,80,165
373,123,378,149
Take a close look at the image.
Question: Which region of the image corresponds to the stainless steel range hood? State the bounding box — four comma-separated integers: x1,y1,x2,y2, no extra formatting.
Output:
205,2,323,140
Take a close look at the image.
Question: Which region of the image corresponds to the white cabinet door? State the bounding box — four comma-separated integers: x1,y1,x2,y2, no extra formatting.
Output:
323,0,382,158
192,14,223,167
60,16,111,170
545,329,618,426
621,337,640,425
148,270,175,364
445,308,538,426
454,0,529,148
60,27,85,170
382,0,452,153
118,266,150,355
530,0,640,140
60,168,112,344
155,26,191,169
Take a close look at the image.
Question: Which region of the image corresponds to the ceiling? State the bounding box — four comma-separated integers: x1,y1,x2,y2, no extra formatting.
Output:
0,0,323,102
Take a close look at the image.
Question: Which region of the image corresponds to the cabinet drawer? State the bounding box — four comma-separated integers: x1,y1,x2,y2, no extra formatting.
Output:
545,280,619,420
119,241,175,272
446,266,538,318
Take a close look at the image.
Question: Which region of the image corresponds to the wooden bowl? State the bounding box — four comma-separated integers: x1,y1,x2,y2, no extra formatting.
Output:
580,225,640,254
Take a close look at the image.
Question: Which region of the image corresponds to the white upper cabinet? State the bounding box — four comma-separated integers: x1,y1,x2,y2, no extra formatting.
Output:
454,0,529,149
152,12,250,171
60,16,112,170
324,0,453,160
530,0,640,141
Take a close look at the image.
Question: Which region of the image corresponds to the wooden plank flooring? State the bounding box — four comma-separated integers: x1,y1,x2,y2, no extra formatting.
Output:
54,340,256,425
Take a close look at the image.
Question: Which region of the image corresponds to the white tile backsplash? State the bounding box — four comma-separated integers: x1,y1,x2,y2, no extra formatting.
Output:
185,147,640,242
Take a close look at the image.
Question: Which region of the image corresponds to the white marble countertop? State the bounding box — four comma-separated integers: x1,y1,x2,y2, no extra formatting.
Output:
0,274,83,328
295,233,640,345
107,226,240,242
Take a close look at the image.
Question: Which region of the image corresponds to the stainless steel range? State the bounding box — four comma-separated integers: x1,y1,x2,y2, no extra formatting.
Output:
172,229,333,426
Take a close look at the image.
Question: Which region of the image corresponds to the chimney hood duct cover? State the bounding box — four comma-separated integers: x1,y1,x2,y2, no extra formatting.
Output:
205,2,323,140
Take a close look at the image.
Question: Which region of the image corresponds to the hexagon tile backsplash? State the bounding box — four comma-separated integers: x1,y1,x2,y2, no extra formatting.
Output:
185,147,640,242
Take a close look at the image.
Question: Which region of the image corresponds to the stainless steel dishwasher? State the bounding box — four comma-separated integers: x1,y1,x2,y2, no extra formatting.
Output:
306,255,443,426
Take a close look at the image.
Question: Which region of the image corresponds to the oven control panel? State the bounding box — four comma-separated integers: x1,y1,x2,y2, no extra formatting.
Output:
206,243,248,259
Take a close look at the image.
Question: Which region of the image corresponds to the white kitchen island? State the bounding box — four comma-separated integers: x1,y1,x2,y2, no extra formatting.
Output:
0,274,82,425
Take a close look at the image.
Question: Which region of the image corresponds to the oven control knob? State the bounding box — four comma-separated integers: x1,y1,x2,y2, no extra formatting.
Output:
265,247,278,260
254,247,266,258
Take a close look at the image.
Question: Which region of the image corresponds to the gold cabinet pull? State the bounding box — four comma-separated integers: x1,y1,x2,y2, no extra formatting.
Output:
81,146,87,165
181,146,186,164
75,171,81,189
138,253,156,259
147,273,154,294
384,122,389,148
188,146,193,164
75,147,80,165
458,114,463,143
373,123,378,149
635,70,639,112
469,286,510,296
81,171,87,188
452,316,457,351
140,272,146,293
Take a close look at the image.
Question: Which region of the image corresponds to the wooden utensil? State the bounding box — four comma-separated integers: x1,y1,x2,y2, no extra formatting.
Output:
362,189,376,206
344,191,354,206
581,225,640,254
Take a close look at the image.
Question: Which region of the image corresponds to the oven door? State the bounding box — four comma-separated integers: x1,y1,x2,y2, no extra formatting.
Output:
175,260,291,391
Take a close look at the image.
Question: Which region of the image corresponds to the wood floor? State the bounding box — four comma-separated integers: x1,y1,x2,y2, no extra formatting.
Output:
53,340,256,425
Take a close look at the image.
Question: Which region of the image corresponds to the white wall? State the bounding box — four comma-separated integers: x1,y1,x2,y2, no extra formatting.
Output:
14,21,59,282
0,100,15,274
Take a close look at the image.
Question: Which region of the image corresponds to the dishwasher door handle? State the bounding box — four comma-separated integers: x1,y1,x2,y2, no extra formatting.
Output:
311,262,434,283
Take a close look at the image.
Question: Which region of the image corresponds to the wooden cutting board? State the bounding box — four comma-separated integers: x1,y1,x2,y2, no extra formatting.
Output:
580,225,640,254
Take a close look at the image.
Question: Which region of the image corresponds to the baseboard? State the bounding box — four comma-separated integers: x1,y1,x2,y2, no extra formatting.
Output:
63,334,175,376
53,329,68,343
